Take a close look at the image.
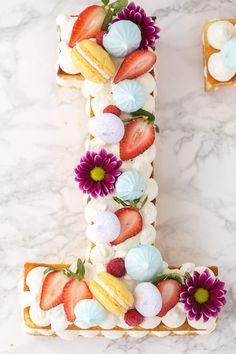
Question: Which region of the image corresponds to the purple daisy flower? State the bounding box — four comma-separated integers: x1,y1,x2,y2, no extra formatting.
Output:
180,269,227,322
111,2,160,49
74,149,122,198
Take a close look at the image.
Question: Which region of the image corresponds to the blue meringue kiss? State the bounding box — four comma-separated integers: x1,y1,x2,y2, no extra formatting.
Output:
113,80,145,113
103,20,141,58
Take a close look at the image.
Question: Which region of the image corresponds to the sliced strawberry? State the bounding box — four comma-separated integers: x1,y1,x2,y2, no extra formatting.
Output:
120,117,155,161
62,279,93,322
156,279,182,317
111,208,143,246
114,50,157,84
96,30,108,46
40,270,69,311
69,5,106,48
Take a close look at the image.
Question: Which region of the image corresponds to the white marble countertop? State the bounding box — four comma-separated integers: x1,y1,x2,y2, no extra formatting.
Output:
0,0,236,353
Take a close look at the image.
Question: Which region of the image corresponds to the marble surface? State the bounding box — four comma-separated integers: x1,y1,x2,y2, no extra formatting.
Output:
0,0,236,353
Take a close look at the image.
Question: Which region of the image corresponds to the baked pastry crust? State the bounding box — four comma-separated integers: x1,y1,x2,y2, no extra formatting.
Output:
203,18,236,91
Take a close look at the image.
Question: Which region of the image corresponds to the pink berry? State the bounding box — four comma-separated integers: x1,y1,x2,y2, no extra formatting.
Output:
96,30,108,46
103,105,121,117
124,309,144,326
106,258,126,278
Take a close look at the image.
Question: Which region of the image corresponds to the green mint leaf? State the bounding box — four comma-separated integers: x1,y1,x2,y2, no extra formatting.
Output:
101,7,114,30
102,0,110,5
131,109,156,123
75,259,85,281
110,0,128,13
140,195,148,209
43,266,73,277
113,196,129,207
152,273,183,285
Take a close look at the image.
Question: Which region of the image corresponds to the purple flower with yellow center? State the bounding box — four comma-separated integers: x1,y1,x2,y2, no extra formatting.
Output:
74,149,122,198
111,2,160,49
180,269,226,322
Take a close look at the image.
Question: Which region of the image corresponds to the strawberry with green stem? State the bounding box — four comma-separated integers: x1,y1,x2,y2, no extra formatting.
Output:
120,109,159,161
40,259,92,322
69,1,128,47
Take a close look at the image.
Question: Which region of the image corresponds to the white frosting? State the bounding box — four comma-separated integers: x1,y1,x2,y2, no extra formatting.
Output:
29,303,51,327
56,14,77,44
161,303,187,328
136,73,157,94
90,244,115,265
208,52,236,82
143,94,155,113
187,317,217,330
58,42,80,74
91,93,115,116
141,202,157,226
26,266,46,291
82,79,112,99
207,20,235,50
75,43,110,80
100,313,118,329
140,316,161,329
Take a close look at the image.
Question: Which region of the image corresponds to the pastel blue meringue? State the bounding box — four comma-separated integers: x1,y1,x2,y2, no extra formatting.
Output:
125,244,163,281
116,171,146,200
113,80,145,113
74,299,106,329
103,20,142,57
221,38,236,69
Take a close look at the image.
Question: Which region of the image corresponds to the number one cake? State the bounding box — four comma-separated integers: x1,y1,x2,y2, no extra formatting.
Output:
18,0,227,339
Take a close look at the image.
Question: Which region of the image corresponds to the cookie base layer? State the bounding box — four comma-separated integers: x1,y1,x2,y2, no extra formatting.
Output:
22,262,218,337
203,18,236,91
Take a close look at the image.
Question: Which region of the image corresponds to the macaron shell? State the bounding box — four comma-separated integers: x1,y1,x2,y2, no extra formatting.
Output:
71,47,106,83
72,40,115,83
89,279,126,315
89,272,134,316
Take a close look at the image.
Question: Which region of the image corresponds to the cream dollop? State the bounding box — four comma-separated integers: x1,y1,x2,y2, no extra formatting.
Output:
207,20,235,50
58,42,80,74
90,244,115,265
208,52,236,81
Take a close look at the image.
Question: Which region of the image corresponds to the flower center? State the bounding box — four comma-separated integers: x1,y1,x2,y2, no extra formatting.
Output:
90,167,105,181
194,288,209,304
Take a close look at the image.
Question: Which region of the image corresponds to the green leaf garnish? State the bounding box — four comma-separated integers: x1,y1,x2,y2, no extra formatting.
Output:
110,0,128,12
131,108,156,123
127,109,160,133
101,7,113,30
113,195,148,209
75,259,86,281
44,258,85,281
101,0,128,30
151,273,183,285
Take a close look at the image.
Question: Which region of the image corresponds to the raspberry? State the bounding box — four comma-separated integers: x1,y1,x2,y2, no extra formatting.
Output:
103,105,121,117
124,309,144,326
96,30,108,46
106,258,126,278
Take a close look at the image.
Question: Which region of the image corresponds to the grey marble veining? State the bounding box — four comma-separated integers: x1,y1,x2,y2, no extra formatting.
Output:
0,0,236,353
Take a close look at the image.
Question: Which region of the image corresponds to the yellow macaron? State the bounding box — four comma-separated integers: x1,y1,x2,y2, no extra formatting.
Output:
89,272,134,316
71,39,115,83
